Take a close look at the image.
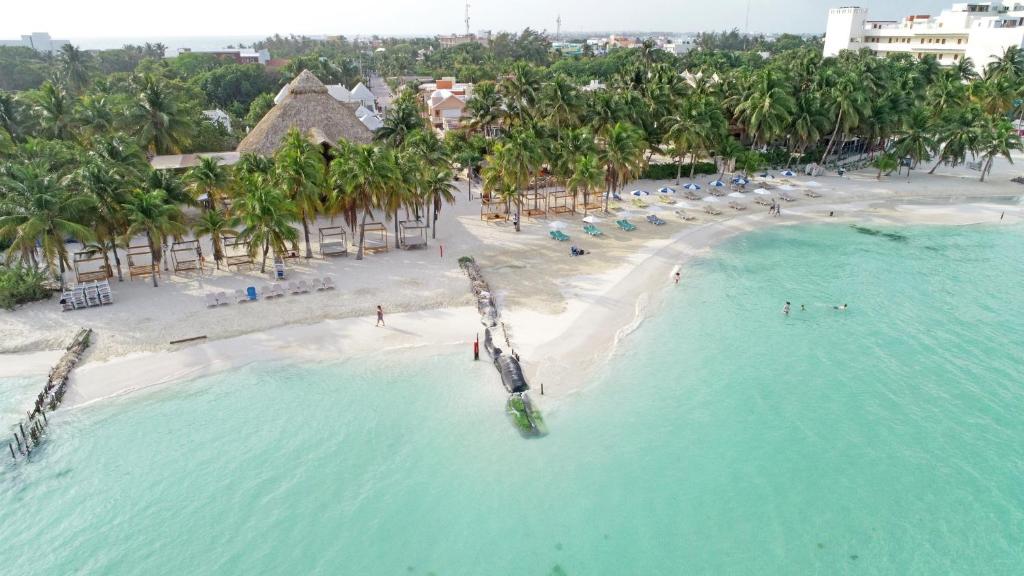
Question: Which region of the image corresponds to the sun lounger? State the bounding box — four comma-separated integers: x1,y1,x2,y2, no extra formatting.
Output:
206,293,219,308
234,289,248,303
322,277,336,290
804,190,822,198
631,199,648,208
215,291,228,305
674,210,697,221
703,205,722,216
296,280,311,293
659,196,675,204
246,286,258,301
616,219,637,231
258,285,273,299
583,224,603,236
710,189,726,197
288,281,301,295
645,215,666,225
684,191,701,201
728,201,747,211
780,194,796,202
612,192,623,201
754,198,772,207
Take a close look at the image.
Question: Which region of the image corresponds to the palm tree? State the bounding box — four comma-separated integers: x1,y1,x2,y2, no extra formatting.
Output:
186,156,230,211
275,129,324,258
597,122,645,213
72,159,132,281
713,137,746,179
0,91,23,140
500,62,541,128
31,81,73,140
193,209,237,269
132,74,193,155
541,75,581,130
59,44,91,94
976,117,1022,182
567,153,604,215
732,70,795,149
873,153,898,180
375,92,425,147
789,92,829,166
465,80,503,134
820,73,868,164
0,162,95,285
421,168,457,239
121,189,186,287
985,46,1024,82
74,94,115,142
494,129,542,231
929,106,984,174
329,143,399,260
893,107,936,173
232,175,298,272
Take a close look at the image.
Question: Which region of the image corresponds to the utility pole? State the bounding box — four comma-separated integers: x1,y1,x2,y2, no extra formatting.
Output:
465,0,471,36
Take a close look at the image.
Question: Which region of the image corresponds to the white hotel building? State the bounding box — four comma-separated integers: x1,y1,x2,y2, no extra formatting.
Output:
824,2,1024,68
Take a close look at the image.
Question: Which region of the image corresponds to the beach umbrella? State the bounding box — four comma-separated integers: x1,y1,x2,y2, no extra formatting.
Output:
702,196,720,203
708,180,725,187
780,169,796,177
582,215,602,224
728,192,745,198
548,220,568,230
617,209,642,218
732,177,749,185
806,181,821,187
647,204,667,212
683,183,701,191
658,186,675,195
778,184,795,191
630,189,650,197
673,201,693,209
753,188,771,195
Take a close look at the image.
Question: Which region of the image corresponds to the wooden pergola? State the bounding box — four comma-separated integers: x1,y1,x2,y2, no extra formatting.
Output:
580,190,603,214
126,244,157,281
318,226,348,257
170,240,201,274
399,220,429,250
522,191,546,218
547,189,576,216
359,222,388,253
223,236,254,270
480,197,507,221
72,251,110,283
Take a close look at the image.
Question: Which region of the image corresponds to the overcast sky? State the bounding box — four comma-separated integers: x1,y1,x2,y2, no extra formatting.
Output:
2,0,957,39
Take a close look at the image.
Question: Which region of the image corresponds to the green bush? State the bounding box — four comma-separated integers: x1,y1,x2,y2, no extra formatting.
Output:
642,162,717,180
0,266,51,310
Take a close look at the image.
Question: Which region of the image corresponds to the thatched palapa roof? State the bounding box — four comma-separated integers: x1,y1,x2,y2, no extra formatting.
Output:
238,70,374,156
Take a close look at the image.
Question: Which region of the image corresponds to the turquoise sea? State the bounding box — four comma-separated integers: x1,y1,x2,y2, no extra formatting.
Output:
2,223,1023,575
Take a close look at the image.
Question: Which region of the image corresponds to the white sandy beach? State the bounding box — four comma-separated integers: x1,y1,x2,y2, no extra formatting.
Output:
1,158,1021,409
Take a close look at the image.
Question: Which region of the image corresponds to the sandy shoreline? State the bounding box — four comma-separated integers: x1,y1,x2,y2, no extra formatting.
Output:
1,158,1021,410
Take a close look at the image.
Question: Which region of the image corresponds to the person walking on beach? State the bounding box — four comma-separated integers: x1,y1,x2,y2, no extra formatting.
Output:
783,302,791,315
674,271,681,285
376,305,385,327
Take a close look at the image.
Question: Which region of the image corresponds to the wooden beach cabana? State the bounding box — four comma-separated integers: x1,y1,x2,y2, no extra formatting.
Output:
398,220,429,250
359,222,388,253
318,226,348,257
126,244,157,281
170,240,201,274
72,250,111,283
222,236,254,270
481,196,507,221
547,189,576,216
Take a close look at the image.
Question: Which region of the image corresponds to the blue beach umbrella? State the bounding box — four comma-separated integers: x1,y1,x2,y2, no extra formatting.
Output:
708,180,725,187
780,169,796,177
731,177,749,185
658,186,675,194
631,190,650,197
683,183,701,191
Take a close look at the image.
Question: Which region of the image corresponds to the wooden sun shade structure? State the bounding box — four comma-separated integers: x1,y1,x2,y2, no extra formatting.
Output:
480,196,507,221
398,220,428,250
126,243,157,281
580,190,604,214
72,251,111,283
319,226,348,257
170,240,201,273
547,188,576,215
522,191,546,218
223,236,254,270
359,222,388,253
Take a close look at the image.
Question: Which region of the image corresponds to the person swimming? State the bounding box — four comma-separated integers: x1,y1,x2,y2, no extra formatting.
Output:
783,301,791,315
833,304,848,311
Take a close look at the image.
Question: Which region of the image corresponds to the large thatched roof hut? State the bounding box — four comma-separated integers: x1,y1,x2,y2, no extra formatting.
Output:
237,70,374,156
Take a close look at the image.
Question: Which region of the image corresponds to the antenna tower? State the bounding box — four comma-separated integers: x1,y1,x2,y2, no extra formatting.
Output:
465,1,471,36
556,15,562,40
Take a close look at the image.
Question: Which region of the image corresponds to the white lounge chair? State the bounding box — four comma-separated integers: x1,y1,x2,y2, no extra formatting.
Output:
287,281,301,295
258,285,273,299
216,291,229,305
297,280,311,293
322,277,336,290
234,289,248,303
314,277,327,291
206,294,219,308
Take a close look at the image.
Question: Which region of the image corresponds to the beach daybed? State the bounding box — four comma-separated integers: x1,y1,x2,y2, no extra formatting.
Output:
234,289,248,303
683,191,702,201
322,277,336,290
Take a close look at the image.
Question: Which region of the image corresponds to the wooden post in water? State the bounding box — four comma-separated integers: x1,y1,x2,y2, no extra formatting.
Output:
13,433,23,455
9,442,15,460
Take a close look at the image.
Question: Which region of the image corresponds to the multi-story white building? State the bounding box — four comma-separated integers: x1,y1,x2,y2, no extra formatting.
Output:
0,32,70,54
824,2,1024,69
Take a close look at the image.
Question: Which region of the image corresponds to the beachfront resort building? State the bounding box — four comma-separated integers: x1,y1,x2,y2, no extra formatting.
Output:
419,78,474,134
824,2,1024,68
0,32,70,54
176,47,271,65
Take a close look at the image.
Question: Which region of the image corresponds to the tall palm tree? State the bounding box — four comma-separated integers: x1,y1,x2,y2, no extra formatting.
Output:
275,129,324,258
121,189,186,287
713,137,746,179
186,156,230,211
329,143,399,260
985,46,1024,82
232,175,298,272
0,162,95,285
597,122,645,213
59,44,91,94
421,167,457,239
976,117,1022,182
820,73,868,163
494,129,541,231
375,93,424,147
193,209,238,269
500,62,541,128
732,70,795,149
32,81,73,140
893,107,936,174
72,159,132,281
0,91,23,140
928,106,984,174
132,74,193,155
465,80,503,134
873,153,898,180
541,75,581,130
567,153,604,215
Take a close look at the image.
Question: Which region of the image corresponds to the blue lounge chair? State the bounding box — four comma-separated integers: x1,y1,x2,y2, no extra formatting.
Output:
246,286,258,301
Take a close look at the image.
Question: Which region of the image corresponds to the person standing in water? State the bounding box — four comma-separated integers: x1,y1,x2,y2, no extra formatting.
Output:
376,305,385,326
674,271,681,285
783,302,791,315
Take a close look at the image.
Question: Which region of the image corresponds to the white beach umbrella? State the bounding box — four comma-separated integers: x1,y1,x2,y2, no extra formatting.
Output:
658,186,676,194
778,184,796,191
646,204,668,212
631,189,651,197
780,169,796,177
617,209,642,218
702,196,720,203
582,215,602,224
683,183,702,190
753,188,771,195
673,201,693,209
806,181,822,187
548,220,568,230
728,192,745,198
708,180,726,187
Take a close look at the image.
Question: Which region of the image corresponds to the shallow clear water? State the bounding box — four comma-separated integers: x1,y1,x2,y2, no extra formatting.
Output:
2,223,1023,575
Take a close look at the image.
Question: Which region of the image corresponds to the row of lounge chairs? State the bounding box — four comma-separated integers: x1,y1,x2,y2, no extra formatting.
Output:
60,280,113,311
205,278,335,307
